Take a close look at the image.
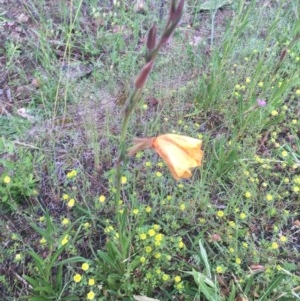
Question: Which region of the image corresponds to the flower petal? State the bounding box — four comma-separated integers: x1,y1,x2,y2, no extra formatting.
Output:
152,134,203,180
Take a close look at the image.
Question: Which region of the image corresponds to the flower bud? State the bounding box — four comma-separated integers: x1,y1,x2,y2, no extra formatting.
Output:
134,60,154,89
147,24,157,51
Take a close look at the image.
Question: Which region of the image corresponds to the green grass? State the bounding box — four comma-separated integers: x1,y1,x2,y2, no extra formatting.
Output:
0,0,300,300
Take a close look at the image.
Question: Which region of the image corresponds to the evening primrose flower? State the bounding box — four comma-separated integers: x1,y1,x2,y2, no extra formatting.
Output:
174,276,181,283
266,194,273,201
40,237,47,244
216,266,224,273
128,134,204,180
145,206,152,213
244,191,251,198
62,218,70,225
88,278,95,286
61,235,69,246
217,210,224,218
67,198,75,208
179,203,186,211
280,235,287,243
73,273,82,283
148,229,156,236
99,195,106,203
87,291,95,300
82,263,89,271
15,254,22,261
240,212,247,220
133,209,139,215
271,242,279,249
66,170,77,179
62,194,69,200
271,110,278,116
3,176,11,184
139,233,147,240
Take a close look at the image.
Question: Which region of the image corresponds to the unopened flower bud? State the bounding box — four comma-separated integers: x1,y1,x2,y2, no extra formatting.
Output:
170,0,184,22
147,24,157,51
134,60,154,89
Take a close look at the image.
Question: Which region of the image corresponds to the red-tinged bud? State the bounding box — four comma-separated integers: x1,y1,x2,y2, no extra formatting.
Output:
147,24,157,51
172,0,184,22
279,48,287,62
170,0,177,17
170,0,184,22
134,60,154,89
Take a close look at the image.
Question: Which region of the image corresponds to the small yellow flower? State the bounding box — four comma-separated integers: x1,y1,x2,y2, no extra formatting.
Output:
67,198,75,208
148,229,156,237
154,252,161,259
145,206,152,213
39,216,45,222
61,235,69,246
258,81,264,87
244,191,251,198
174,276,181,283
73,273,82,283
62,218,69,225
236,258,241,264
280,235,287,243
145,161,151,167
99,195,106,203
217,210,224,218
239,241,247,249
178,241,185,249
140,256,146,263
216,266,223,273
82,263,90,271
240,212,247,220
121,176,127,184
40,237,47,244
293,186,300,193
66,170,77,179
228,221,235,227
139,233,147,240
156,171,162,177
153,224,160,230
145,246,152,253
84,222,91,229
133,209,139,215
292,119,297,125
271,242,279,249
245,77,251,83
281,150,288,157
62,194,69,200
162,273,170,281
295,89,300,95
229,247,234,253
87,291,95,300
266,194,273,201
271,110,278,116
3,176,11,184
15,254,22,261
155,233,163,242
179,204,186,211
88,278,95,286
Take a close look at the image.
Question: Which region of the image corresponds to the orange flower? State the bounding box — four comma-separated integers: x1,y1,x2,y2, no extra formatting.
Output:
128,134,204,180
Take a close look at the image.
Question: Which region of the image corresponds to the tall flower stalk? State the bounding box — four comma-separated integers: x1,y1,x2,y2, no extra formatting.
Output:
113,0,185,258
